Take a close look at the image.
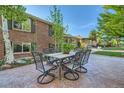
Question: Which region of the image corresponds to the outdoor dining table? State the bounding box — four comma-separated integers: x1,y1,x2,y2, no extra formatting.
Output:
44,51,76,80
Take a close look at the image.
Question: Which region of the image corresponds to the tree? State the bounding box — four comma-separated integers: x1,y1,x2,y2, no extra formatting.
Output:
48,6,65,50
0,5,28,64
89,29,97,41
97,5,124,47
89,29,98,47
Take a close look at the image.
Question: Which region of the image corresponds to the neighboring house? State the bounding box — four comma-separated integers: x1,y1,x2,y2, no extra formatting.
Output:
64,34,77,46
64,34,90,48
0,14,54,59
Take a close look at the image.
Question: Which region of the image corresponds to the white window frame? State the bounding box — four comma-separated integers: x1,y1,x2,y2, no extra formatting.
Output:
12,19,31,32
22,43,31,53
12,42,32,54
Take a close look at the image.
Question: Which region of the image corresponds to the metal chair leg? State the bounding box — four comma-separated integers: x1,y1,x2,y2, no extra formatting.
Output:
64,70,79,81
37,73,55,84
75,66,87,73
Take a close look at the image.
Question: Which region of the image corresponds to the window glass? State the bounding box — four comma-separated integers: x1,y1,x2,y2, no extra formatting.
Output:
13,18,31,32
22,19,31,32
13,43,22,52
23,44,31,52
13,42,36,53
48,26,53,36
49,43,55,48
13,21,22,30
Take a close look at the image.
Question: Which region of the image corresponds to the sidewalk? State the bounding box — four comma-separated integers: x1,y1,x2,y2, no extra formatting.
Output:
92,48,124,53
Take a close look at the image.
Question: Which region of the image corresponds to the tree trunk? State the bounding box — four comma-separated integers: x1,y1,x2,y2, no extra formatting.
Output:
1,15,14,64
54,39,57,49
116,37,120,47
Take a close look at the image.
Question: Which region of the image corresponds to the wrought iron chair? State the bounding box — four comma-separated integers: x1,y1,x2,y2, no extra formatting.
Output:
75,49,91,73
43,48,50,54
62,52,82,81
32,52,57,84
43,48,59,66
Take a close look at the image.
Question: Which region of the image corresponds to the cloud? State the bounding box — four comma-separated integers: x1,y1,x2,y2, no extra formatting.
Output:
80,23,96,29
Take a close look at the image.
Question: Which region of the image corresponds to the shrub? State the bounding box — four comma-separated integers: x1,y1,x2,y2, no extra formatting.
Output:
63,43,74,54
0,59,5,66
21,58,33,64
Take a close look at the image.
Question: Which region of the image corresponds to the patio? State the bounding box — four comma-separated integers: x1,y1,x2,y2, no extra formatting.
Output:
0,54,124,88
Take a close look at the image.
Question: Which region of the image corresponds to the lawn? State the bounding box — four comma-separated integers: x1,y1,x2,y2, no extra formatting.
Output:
93,51,124,57
102,47,124,50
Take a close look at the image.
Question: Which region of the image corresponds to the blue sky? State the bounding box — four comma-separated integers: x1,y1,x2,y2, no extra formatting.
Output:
25,5,104,38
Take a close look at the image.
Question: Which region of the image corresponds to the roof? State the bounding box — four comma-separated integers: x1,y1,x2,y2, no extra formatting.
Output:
64,34,89,40
27,13,52,25
64,34,76,38
75,35,83,39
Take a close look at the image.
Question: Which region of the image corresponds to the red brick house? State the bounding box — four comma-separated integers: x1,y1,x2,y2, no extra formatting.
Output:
0,14,54,59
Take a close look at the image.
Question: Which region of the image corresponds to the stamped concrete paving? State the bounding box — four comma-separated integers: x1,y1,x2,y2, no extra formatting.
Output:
0,54,124,88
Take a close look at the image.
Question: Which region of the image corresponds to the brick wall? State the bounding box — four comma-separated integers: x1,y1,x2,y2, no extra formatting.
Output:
0,17,54,59
36,20,54,52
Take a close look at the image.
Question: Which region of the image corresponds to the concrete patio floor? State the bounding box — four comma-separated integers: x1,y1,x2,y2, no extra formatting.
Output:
0,54,124,88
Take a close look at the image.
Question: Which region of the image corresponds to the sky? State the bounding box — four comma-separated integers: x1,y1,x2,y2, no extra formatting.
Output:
25,5,104,38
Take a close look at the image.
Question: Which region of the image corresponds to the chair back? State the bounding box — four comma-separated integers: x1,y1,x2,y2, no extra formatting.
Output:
43,48,50,54
82,49,91,65
71,51,83,69
43,48,60,54
74,51,82,62
32,52,45,72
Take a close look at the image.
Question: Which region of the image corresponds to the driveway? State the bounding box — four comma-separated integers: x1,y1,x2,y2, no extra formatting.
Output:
0,54,124,88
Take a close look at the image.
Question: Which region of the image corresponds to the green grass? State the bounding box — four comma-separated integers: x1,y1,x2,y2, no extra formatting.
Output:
93,51,124,57
102,47,124,50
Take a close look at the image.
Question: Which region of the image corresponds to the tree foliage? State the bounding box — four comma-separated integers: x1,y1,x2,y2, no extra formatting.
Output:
89,29,97,41
48,6,65,50
96,5,124,47
0,5,28,64
0,5,28,22
98,5,124,38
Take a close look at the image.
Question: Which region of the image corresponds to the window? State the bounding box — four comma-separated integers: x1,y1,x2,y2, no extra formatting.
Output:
13,43,22,52
13,19,31,32
22,19,31,32
23,43,31,52
65,38,68,43
13,42,36,53
13,21,22,30
49,43,55,48
48,26,53,36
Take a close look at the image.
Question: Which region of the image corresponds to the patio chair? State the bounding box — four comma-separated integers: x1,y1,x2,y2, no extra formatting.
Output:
43,48,60,54
43,48,50,54
32,52,57,84
62,52,82,81
43,48,59,66
75,49,91,73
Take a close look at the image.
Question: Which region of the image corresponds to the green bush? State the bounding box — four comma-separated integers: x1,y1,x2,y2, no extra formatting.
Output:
0,59,5,66
63,43,74,54
21,58,33,64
